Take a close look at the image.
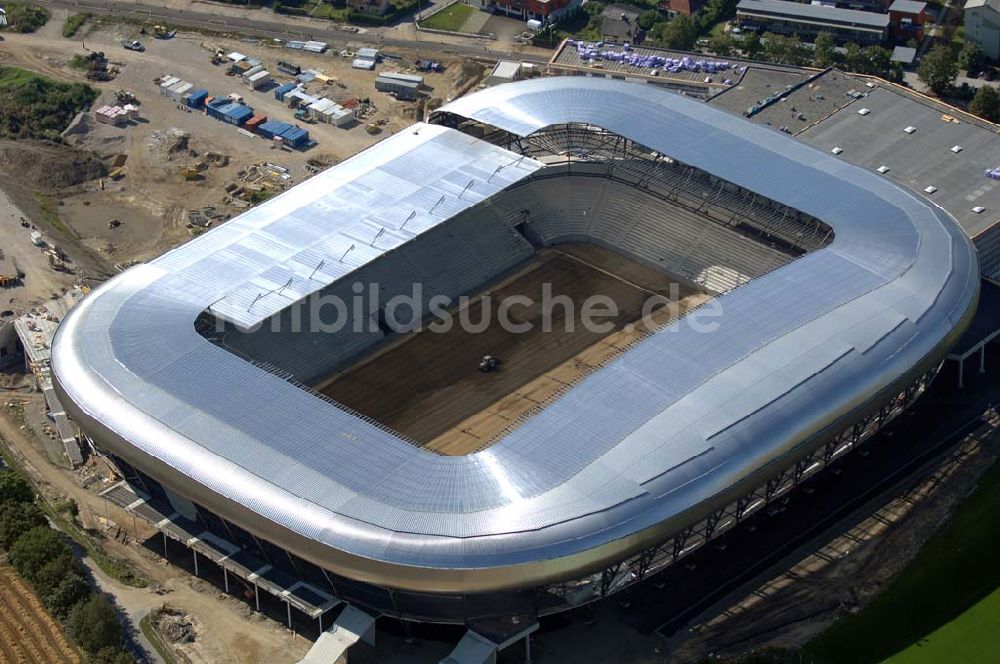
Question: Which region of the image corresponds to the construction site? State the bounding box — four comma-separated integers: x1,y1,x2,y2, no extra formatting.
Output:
0,4,998,664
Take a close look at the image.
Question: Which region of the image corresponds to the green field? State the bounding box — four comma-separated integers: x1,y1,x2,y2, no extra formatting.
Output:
887,587,1000,663
418,2,475,32
805,458,1000,663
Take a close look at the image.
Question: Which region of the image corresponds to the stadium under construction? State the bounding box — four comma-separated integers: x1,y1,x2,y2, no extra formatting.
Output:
51,78,981,660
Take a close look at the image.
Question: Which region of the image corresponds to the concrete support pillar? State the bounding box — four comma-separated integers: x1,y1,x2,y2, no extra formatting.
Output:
192,550,199,577
980,346,986,374
286,600,292,629
958,359,965,389
254,583,260,612
525,634,532,664
223,567,229,593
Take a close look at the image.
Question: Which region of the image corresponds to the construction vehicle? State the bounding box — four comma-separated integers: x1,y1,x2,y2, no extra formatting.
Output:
152,25,176,39
121,39,144,52
114,89,138,105
180,162,208,181
108,166,127,180
366,123,382,135
478,355,500,373
294,109,309,122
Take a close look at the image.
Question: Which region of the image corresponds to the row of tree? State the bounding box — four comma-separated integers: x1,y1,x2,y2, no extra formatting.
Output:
917,44,1000,122
0,468,133,664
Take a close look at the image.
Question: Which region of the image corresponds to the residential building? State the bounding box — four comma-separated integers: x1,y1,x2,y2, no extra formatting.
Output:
965,0,1000,60
736,0,889,44
601,3,642,42
477,0,580,20
658,0,707,17
888,0,927,41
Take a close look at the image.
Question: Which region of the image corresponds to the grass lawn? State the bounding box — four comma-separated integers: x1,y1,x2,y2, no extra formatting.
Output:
950,25,966,60
311,2,349,19
804,458,1000,664
886,587,1000,663
418,2,475,32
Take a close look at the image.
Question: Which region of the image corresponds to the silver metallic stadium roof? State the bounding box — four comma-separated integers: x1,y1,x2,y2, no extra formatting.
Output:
52,78,979,594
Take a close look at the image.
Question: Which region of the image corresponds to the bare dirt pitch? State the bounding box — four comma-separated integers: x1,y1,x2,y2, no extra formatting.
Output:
319,244,712,455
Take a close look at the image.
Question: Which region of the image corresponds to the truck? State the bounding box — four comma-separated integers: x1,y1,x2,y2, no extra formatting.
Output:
152,25,177,39
121,40,144,52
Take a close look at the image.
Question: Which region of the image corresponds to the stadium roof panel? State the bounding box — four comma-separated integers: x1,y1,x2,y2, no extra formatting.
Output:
53,78,979,594
195,125,543,329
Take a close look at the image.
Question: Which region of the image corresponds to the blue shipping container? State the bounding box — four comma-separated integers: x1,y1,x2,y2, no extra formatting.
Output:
258,120,292,139
279,126,309,148
274,82,297,101
221,103,254,126
186,88,209,108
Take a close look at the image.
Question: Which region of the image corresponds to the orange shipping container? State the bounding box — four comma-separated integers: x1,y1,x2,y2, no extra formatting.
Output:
245,114,268,130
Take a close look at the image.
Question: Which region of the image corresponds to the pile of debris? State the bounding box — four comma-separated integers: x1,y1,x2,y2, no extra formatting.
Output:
145,128,190,162
186,206,227,228
151,605,196,645
80,52,120,81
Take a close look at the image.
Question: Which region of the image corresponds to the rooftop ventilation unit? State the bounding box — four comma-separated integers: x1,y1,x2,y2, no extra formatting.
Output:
903,126,916,134
831,147,844,154
877,166,890,174
951,145,963,153
924,185,937,194
972,206,985,214
858,108,871,116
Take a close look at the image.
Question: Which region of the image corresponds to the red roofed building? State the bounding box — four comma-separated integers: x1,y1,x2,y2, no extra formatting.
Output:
476,0,580,19
659,0,707,17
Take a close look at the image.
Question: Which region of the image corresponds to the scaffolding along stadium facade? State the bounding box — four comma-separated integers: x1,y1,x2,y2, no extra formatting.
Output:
52,78,979,627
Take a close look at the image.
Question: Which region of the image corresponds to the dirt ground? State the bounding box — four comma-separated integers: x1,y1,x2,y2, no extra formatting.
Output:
0,565,83,664
0,10,480,266
0,399,312,664
319,244,710,454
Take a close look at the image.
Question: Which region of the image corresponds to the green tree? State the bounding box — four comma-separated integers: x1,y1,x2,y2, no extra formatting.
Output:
813,32,837,68
33,553,85,596
918,44,958,96
44,574,92,621
969,85,1000,122
9,526,71,584
0,468,34,505
709,31,736,56
0,500,46,550
844,42,865,72
637,9,659,31
90,647,136,664
762,33,810,66
660,14,698,50
67,596,123,654
742,31,763,59
959,43,989,74
861,46,893,77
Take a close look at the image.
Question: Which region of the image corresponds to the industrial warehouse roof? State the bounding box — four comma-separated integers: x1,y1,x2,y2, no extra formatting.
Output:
52,78,978,594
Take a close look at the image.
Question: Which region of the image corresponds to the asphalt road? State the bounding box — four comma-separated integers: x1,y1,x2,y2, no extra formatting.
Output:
33,0,550,64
